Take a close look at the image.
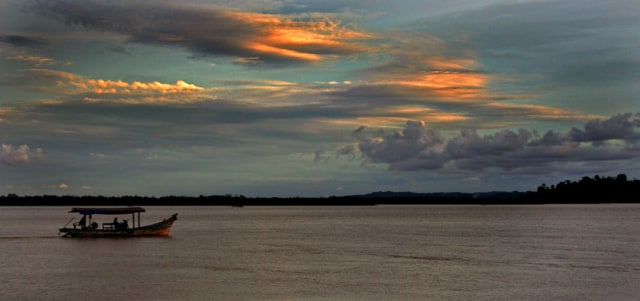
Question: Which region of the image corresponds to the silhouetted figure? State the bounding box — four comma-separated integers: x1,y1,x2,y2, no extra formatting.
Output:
78,216,86,229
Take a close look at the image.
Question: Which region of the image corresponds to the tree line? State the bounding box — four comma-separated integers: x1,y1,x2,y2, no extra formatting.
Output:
526,173,639,203
1,174,638,205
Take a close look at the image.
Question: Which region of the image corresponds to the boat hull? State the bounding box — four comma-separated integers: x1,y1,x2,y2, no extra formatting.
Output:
59,214,177,238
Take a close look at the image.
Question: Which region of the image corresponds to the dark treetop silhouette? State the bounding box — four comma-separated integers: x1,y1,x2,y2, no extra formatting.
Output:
1,174,638,206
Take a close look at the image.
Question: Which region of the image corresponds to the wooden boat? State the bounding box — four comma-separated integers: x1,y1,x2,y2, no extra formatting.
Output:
59,207,178,238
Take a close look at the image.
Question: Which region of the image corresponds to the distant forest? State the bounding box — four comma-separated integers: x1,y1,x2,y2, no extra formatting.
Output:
1,174,638,206
531,173,639,203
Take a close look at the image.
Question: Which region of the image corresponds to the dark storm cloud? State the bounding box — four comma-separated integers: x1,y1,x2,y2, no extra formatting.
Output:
30,0,368,64
356,120,447,170
343,113,640,172
446,128,532,159
568,112,640,143
31,0,253,53
0,34,47,48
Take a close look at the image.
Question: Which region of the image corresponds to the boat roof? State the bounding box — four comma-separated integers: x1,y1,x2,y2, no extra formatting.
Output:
69,207,146,215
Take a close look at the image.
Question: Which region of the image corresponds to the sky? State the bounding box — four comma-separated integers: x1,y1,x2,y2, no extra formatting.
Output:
1,0,639,197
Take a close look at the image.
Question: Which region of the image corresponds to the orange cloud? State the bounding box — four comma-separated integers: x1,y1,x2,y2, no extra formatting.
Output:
227,11,371,62
82,79,204,94
369,53,529,103
246,42,321,61
212,79,325,106
9,54,55,66
421,72,486,90
1,46,71,67
389,107,470,122
353,48,598,129
426,57,478,70
379,70,489,101
24,68,78,81
485,102,605,120
34,2,371,64
21,68,206,104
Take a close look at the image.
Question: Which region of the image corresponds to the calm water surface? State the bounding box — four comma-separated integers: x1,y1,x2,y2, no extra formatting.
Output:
1,205,639,300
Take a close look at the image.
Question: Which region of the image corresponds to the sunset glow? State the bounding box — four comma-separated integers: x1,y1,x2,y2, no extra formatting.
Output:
228,11,370,62
0,0,638,197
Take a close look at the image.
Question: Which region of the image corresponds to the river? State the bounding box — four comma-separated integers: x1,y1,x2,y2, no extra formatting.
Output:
1,205,639,300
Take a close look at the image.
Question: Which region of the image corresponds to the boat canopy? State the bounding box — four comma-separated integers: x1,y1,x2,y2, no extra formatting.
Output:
69,207,146,215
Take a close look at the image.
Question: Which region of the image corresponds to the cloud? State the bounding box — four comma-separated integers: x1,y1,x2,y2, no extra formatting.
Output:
12,68,206,104
0,35,47,48
1,144,44,166
80,79,204,95
7,53,55,66
446,128,532,159
356,120,447,170
309,26,605,129
342,113,640,172
414,0,640,87
22,1,609,128
32,0,371,64
568,112,640,143
0,43,67,67
324,80,593,131
355,30,539,105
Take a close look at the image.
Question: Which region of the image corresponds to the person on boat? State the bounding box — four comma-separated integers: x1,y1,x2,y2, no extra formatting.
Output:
77,215,86,229
91,221,98,229
121,219,129,229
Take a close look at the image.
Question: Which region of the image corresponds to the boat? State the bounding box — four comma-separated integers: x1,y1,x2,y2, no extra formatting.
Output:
59,207,178,238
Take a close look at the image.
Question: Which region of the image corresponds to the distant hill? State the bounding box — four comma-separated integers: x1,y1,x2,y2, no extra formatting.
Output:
1,174,637,206
351,191,526,199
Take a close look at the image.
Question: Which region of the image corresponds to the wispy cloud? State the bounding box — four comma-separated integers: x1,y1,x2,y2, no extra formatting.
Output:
32,0,371,64
8,53,56,66
310,27,603,130
13,68,206,104
24,1,598,128
0,45,68,67
415,0,640,93
361,32,520,103
78,79,204,95
0,34,47,48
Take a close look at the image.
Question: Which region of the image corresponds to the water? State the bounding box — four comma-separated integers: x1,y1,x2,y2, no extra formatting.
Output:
1,205,639,300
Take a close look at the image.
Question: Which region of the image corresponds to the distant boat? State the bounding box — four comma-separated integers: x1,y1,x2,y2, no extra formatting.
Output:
59,207,178,238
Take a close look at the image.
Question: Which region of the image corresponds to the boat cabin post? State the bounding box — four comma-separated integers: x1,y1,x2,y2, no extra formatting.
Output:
73,213,88,229
129,211,140,229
